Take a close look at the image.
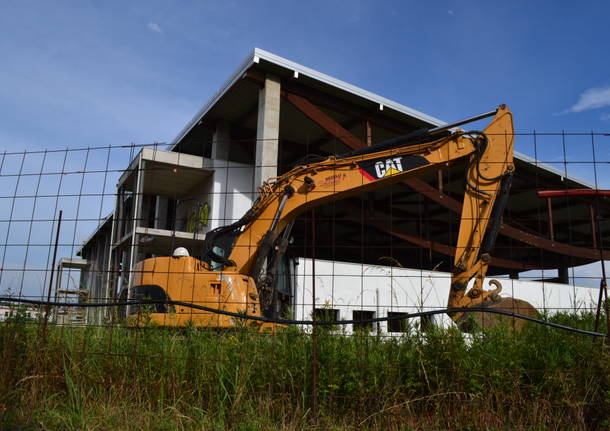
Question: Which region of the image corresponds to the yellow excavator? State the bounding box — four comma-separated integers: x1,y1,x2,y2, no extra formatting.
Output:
127,105,537,330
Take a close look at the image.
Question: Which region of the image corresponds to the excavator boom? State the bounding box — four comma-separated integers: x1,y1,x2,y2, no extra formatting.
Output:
128,105,534,330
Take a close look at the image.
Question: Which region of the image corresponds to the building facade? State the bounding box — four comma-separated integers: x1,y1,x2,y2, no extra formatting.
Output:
68,48,608,327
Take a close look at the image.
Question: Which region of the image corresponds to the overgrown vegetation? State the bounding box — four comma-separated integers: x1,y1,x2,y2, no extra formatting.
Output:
1,313,608,430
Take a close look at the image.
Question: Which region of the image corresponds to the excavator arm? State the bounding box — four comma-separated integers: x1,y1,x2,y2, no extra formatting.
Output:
447,107,515,322
129,105,533,329
203,105,517,323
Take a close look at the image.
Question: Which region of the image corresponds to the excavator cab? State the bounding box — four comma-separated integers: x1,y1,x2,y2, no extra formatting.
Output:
201,221,297,320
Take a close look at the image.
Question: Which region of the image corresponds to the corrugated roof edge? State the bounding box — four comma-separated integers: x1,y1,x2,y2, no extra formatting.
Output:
168,47,592,189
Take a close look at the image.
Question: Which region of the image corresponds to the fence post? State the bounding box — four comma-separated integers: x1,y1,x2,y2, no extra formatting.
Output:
310,208,318,423
41,210,62,339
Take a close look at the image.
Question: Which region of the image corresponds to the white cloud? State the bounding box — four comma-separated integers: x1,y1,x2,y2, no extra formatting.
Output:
147,22,163,34
567,86,610,113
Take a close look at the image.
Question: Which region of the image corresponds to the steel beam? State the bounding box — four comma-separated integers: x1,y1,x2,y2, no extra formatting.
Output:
284,92,365,150
339,202,536,271
285,91,608,262
406,177,607,260
245,70,418,136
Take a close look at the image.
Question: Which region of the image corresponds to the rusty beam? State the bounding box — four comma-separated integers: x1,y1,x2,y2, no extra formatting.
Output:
403,177,463,212
285,90,608,262
339,202,536,271
544,218,600,232
406,177,608,260
539,215,596,232
508,196,602,218
538,189,610,198
284,92,364,150
242,69,420,136
504,224,604,259
281,85,421,134
342,203,546,271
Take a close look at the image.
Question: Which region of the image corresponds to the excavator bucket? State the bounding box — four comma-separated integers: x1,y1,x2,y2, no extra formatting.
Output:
456,295,539,332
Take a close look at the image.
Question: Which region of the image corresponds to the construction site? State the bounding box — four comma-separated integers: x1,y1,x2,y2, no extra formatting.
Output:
1,48,609,430
41,48,609,329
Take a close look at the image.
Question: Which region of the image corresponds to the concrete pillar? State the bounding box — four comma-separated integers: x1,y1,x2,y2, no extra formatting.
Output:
105,205,117,316
154,197,168,229
114,187,125,243
211,120,231,161
127,157,144,313
255,74,281,187
210,121,231,228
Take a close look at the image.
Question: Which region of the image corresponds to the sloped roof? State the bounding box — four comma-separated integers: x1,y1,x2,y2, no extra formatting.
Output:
171,47,593,188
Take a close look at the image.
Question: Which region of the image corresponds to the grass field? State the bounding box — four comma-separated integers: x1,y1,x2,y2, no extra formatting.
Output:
1,313,609,430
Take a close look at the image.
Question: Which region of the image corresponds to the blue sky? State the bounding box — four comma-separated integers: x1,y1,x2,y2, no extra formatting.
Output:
1,1,609,296
2,1,610,150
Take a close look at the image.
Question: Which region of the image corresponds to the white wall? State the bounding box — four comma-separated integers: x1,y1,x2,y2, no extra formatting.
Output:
174,161,255,234
294,258,601,333
209,160,255,229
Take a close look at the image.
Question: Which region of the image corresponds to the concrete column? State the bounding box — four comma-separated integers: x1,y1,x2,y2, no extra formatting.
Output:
105,209,117,314
211,120,231,161
154,197,168,229
210,169,227,229
211,121,231,228
104,185,121,317
126,157,144,313
114,187,125,242
255,74,281,187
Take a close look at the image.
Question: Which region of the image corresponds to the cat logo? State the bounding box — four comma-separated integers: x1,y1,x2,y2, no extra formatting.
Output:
358,155,429,181
374,157,404,178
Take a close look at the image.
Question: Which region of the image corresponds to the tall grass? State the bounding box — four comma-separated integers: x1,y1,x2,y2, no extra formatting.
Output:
1,314,608,430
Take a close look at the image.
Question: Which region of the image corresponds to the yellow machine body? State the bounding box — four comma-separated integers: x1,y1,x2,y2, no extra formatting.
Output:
128,256,272,328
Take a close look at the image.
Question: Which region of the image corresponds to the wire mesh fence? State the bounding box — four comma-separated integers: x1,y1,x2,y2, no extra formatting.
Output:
0,131,609,429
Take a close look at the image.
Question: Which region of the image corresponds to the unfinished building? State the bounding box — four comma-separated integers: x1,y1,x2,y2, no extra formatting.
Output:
70,48,609,327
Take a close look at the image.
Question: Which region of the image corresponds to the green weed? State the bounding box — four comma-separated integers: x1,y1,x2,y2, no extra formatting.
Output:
0,313,607,430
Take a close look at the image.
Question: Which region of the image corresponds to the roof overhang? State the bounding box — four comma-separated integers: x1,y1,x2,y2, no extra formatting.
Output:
169,47,594,188
170,48,447,151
